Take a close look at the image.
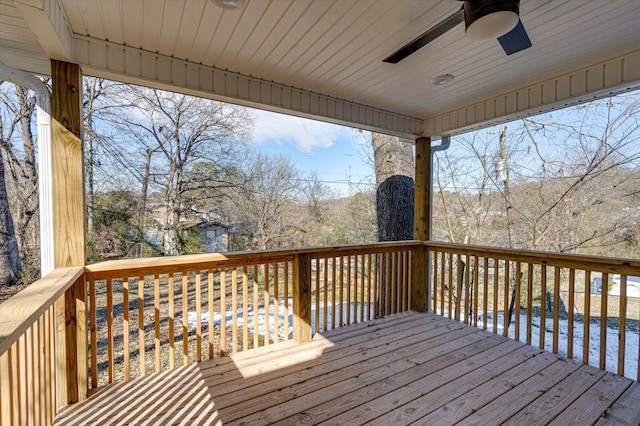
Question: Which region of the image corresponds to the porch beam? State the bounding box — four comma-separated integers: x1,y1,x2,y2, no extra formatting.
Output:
14,0,73,61
71,37,424,139
411,136,431,312
51,59,87,407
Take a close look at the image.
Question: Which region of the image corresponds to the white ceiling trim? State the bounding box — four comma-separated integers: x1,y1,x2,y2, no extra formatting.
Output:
14,0,72,61
72,36,425,139
425,50,640,137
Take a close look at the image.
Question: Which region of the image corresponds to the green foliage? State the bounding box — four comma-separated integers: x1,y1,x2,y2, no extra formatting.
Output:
179,228,204,255
87,190,143,261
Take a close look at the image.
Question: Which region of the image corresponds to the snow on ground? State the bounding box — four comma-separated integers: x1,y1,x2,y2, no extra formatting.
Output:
188,299,373,340
188,303,638,380
473,311,638,381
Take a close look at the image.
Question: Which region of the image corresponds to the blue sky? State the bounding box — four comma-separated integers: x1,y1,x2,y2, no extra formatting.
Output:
250,109,375,195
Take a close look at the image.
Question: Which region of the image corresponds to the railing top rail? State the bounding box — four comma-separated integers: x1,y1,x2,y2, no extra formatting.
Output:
0,266,84,356
425,241,640,275
85,241,423,280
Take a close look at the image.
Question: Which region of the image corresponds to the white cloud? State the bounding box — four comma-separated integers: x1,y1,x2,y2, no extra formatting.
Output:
252,109,352,155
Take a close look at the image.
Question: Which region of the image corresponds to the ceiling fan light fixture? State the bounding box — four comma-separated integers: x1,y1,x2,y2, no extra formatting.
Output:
464,0,520,40
431,74,455,85
214,0,244,10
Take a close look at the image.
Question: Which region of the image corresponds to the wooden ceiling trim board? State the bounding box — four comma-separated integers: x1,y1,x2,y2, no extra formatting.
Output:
140,0,163,55
121,0,143,50
276,0,356,74
172,0,207,61
202,4,248,68
157,0,184,58
215,0,271,70
74,0,105,40
257,1,334,72
284,0,365,80
244,1,309,68
307,1,427,88
228,0,291,71
97,0,123,45
186,1,225,63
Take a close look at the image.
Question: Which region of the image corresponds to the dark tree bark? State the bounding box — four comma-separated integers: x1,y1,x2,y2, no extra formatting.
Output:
0,148,21,286
372,133,414,315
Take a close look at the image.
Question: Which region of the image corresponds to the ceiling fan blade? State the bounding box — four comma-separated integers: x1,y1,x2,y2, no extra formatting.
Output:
383,8,464,64
497,19,531,55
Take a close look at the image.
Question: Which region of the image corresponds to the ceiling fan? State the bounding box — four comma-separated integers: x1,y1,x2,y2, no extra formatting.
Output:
383,0,532,64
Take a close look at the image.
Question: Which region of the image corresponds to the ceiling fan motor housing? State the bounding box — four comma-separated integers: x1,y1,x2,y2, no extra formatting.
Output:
464,0,520,40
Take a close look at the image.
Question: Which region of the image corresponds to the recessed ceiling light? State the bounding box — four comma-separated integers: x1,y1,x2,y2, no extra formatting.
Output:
214,0,244,10
431,74,455,85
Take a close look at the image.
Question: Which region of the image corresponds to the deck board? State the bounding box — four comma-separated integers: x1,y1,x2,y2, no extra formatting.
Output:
54,312,639,425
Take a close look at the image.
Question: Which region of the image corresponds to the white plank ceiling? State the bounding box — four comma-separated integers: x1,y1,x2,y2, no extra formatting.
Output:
2,0,640,137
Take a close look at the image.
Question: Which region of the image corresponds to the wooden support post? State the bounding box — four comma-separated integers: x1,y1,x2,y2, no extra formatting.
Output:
51,60,87,407
411,136,431,312
293,253,312,343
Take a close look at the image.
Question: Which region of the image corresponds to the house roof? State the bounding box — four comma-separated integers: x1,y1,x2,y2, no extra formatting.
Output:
2,0,640,138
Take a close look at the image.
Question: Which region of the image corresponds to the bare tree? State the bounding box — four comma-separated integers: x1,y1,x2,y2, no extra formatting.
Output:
231,153,302,250
107,87,253,255
0,82,39,281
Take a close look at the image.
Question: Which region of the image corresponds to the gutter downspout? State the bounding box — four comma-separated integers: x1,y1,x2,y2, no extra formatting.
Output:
0,64,54,276
426,135,451,312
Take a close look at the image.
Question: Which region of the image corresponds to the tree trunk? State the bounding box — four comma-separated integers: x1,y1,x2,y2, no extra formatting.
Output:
0,148,21,286
372,133,415,315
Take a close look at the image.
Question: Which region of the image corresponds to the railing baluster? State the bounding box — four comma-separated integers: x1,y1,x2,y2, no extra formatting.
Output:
567,269,575,359
242,265,249,350
456,254,462,322
540,266,547,350
195,271,202,363
347,255,352,324
90,279,97,388
168,274,175,369
231,267,238,352
464,254,470,324
503,260,509,337
340,256,345,324
483,257,488,331
432,250,439,313
220,269,226,355
553,267,560,354
493,259,498,334
526,264,533,345
321,258,327,328
208,270,214,359
182,272,189,364
600,272,609,370
360,254,366,321
253,264,259,348
155,274,162,371
514,262,521,342
316,258,321,331
284,261,290,340
273,264,279,342
618,275,627,376
264,264,270,345
583,270,591,365
473,256,479,327
441,252,446,317
332,257,336,328
448,253,454,320
107,279,114,383
123,278,129,380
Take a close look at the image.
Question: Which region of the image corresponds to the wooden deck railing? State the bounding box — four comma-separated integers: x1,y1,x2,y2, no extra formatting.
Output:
425,242,640,381
0,267,86,426
2,240,637,425
83,241,419,388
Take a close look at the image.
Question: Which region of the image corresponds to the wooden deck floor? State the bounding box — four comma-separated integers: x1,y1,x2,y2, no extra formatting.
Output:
55,312,640,425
